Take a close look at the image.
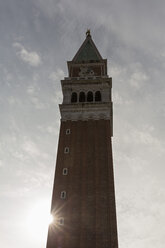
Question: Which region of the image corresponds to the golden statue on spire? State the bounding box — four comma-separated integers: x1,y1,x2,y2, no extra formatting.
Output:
86,29,91,37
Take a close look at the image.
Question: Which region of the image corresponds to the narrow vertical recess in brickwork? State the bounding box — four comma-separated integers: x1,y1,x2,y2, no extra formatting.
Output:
107,123,118,248
106,121,113,247
80,121,87,248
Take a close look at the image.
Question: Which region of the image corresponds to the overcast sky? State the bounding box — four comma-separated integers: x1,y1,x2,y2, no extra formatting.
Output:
0,0,165,248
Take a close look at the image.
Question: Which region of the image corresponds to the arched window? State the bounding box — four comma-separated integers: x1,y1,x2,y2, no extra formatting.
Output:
95,91,101,102
57,217,64,225
79,92,85,102
60,191,66,199
66,129,71,135
87,91,93,102
64,147,69,154
71,92,77,103
62,168,68,175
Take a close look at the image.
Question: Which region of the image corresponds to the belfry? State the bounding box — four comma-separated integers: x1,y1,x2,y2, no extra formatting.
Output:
46,31,118,248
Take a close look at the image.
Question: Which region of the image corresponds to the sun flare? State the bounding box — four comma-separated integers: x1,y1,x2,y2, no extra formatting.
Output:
26,199,53,242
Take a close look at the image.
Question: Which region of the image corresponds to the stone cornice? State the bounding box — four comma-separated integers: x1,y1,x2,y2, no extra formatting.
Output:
59,102,112,122
61,77,111,85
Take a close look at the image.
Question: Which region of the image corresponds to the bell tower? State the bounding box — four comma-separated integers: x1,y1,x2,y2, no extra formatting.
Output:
46,31,118,248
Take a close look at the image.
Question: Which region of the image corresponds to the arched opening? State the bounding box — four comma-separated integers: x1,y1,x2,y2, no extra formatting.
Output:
58,218,64,225
64,147,69,154
71,92,77,103
62,168,68,175
60,191,66,199
87,91,93,102
79,92,85,102
95,91,101,102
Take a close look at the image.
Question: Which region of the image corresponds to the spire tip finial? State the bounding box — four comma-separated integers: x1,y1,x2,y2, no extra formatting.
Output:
86,29,91,37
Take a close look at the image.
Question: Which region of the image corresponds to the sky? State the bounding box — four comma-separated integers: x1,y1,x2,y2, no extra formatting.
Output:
0,0,165,248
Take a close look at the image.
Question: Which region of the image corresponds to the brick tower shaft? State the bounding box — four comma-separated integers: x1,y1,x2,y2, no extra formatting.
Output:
46,31,118,248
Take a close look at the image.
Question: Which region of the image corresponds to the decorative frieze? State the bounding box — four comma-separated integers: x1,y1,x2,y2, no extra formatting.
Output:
59,102,112,121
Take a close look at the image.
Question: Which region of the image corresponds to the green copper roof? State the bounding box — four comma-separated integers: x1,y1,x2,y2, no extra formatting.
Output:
74,40,101,62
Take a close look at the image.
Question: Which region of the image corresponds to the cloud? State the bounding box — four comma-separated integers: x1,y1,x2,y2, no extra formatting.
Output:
30,96,48,109
121,124,165,158
111,63,149,90
49,68,65,83
113,91,132,106
49,68,64,103
22,138,40,157
7,96,20,105
0,185,31,198
117,174,165,248
0,160,3,168
46,125,58,134
128,64,149,89
27,85,36,95
13,42,42,67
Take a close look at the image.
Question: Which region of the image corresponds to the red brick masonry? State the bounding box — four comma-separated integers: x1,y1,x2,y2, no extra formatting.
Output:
46,120,118,248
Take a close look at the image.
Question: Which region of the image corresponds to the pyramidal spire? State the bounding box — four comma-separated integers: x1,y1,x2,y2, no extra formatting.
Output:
72,30,103,63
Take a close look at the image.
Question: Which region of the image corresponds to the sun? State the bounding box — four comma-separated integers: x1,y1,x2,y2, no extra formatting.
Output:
25,199,53,243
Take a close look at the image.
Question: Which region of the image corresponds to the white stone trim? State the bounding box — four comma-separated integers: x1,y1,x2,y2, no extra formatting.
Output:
59,102,112,121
